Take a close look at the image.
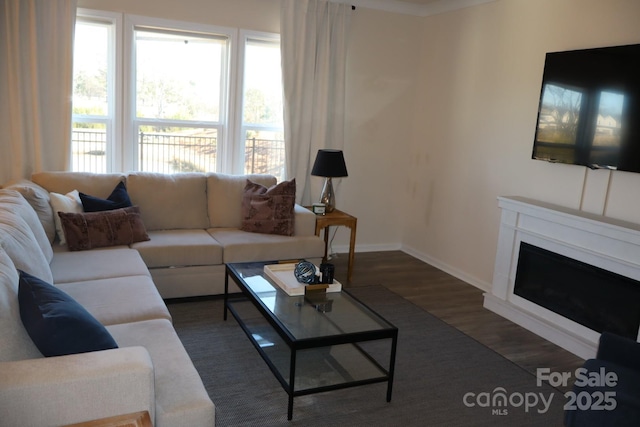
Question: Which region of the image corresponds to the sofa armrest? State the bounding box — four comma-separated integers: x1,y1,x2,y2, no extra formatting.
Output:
0,346,155,426
596,332,640,371
294,204,317,237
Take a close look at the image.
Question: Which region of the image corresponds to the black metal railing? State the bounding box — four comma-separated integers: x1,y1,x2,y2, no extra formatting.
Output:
244,136,285,178
71,129,108,173
71,129,285,180
138,131,217,173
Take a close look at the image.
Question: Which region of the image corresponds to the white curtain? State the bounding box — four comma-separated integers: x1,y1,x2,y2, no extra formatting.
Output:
280,0,351,205
0,0,77,185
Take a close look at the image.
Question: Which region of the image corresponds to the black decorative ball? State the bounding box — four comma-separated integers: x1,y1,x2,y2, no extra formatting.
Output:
294,261,317,284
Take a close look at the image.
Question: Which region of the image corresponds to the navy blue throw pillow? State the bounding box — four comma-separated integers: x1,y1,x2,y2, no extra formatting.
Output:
18,270,118,357
80,181,132,212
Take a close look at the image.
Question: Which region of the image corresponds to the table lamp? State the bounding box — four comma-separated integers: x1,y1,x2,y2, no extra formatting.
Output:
311,149,348,213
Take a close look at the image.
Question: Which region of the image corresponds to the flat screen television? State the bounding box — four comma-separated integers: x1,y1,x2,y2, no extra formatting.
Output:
532,43,640,172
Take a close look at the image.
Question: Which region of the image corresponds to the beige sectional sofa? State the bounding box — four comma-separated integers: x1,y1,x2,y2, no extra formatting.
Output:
33,171,324,298
0,171,324,426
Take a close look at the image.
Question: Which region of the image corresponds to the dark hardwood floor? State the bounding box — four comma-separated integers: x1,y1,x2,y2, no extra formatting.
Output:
330,250,584,391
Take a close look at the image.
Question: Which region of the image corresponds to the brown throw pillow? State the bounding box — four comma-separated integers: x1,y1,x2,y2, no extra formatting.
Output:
58,206,150,251
241,179,296,236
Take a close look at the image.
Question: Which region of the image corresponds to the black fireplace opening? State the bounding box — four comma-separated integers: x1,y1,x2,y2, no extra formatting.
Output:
514,242,640,340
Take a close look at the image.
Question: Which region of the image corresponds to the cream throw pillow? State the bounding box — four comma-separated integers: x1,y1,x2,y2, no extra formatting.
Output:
49,190,82,245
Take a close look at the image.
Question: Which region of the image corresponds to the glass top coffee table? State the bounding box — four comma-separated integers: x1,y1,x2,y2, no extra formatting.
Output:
224,261,398,420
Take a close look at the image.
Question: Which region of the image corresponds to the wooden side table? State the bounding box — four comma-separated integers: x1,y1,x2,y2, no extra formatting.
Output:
311,208,357,282
65,411,152,427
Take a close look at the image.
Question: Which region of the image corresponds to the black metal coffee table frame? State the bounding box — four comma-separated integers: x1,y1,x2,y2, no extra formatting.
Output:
224,261,398,420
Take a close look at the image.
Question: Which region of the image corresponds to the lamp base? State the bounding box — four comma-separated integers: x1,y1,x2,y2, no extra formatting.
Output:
319,177,336,213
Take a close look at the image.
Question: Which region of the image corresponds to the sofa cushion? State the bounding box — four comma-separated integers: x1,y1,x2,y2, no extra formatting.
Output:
241,179,296,236
49,190,82,245
107,319,215,427
207,173,276,228
148,265,225,299
18,270,118,357
0,209,53,284
80,181,132,212
0,248,42,362
131,229,223,268
127,172,209,230
3,179,56,243
58,206,150,251
32,171,127,198
51,247,151,284
208,228,325,263
0,189,53,263
56,275,171,326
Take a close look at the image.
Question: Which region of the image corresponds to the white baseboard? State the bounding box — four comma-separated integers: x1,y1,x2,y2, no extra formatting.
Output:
328,242,401,258
401,244,492,292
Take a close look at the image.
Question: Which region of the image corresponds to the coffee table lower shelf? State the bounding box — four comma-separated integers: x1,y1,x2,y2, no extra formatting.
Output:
225,298,397,420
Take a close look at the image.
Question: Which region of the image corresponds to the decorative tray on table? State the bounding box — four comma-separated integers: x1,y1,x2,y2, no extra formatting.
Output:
263,263,342,296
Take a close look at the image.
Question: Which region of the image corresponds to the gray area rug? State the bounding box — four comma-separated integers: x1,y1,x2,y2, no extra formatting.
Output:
168,285,565,426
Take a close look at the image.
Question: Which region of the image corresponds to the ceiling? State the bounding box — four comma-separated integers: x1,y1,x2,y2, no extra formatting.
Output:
350,0,498,16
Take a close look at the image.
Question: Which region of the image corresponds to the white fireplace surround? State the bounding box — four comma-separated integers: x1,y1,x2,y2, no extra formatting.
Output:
483,196,640,360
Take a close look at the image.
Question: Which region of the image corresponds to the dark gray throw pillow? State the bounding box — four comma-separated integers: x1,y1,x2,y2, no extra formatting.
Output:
80,181,132,212
18,270,118,357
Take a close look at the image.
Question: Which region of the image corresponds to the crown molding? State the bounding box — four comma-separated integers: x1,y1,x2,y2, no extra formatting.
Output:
350,0,497,17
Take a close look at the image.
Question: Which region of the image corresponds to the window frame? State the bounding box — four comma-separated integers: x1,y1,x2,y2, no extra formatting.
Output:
72,9,283,176
74,9,122,173
232,30,283,175
123,14,237,173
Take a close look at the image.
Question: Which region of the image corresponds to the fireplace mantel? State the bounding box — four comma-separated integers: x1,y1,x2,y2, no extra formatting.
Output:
484,196,640,359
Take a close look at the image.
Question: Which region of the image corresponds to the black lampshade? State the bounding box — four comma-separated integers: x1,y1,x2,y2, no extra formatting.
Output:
311,149,348,178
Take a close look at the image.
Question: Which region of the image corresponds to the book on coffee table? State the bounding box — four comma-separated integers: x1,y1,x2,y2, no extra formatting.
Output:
263,263,342,296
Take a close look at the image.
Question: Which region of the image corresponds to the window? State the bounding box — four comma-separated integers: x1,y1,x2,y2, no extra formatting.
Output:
237,33,285,180
72,11,120,173
131,27,227,173
72,10,284,180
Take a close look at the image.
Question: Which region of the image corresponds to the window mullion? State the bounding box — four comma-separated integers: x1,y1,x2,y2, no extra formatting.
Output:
122,14,137,172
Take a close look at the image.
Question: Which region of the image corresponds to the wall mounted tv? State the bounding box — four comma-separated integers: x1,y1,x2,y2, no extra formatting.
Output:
532,43,640,172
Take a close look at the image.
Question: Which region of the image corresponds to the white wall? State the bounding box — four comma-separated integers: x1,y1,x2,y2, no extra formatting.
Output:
403,0,640,290
338,8,421,252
